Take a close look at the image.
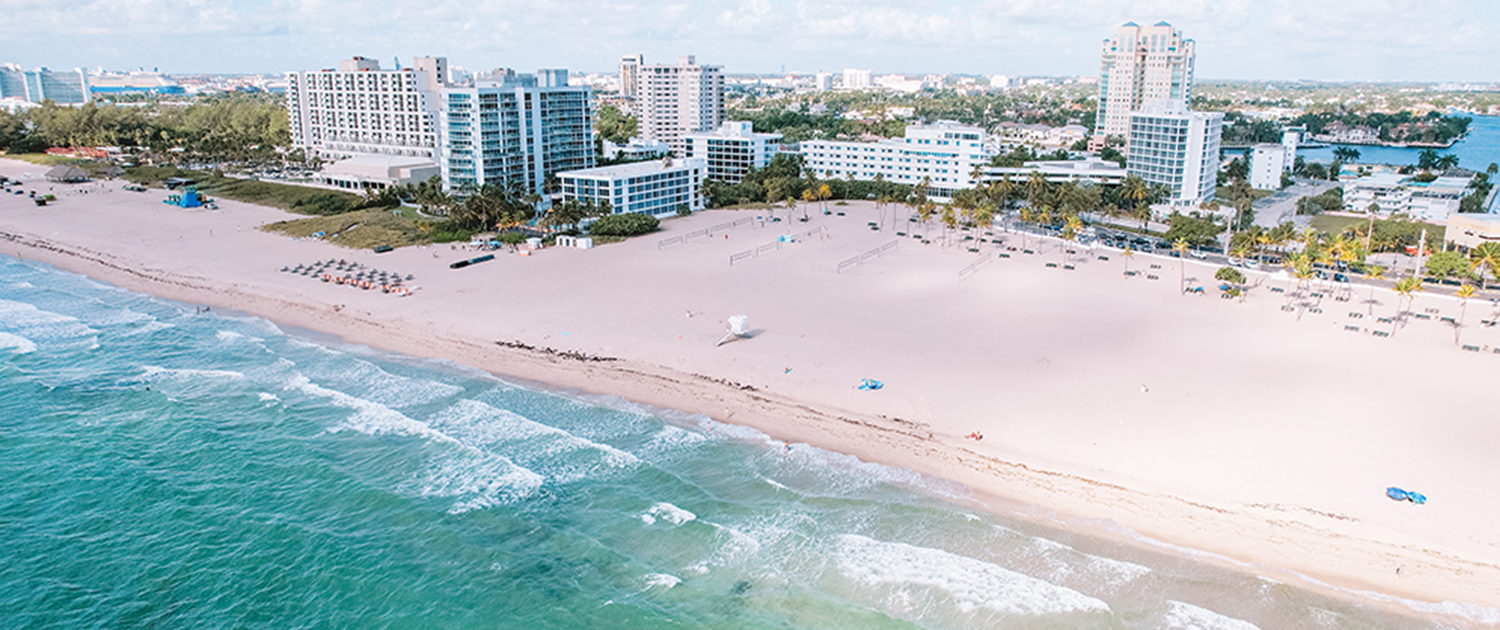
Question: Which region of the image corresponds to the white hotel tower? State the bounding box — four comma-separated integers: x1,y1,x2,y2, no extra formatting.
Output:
286,56,448,159
636,55,725,157
1095,22,1196,141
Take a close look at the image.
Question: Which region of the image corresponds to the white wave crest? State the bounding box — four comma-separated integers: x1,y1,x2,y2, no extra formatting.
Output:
0,332,37,354
292,374,458,444
639,502,697,526
1163,601,1261,630
426,399,640,481
406,454,544,514
833,534,1109,618
141,365,246,381
641,573,682,590
1027,536,1151,584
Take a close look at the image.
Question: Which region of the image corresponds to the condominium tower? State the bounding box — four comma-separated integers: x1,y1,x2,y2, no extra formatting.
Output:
286,56,448,159
439,68,594,195
619,53,643,107
0,63,89,104
637,55,725,156
1095,22,1195,140
1126,100,1222,206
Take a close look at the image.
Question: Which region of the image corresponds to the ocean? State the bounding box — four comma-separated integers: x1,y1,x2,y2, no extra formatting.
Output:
0,253,1485,629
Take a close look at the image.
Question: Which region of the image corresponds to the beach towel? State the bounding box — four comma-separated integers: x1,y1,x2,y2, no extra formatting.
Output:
857,379,883,391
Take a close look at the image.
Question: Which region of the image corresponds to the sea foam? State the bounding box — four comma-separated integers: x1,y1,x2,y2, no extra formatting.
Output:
1162,600,1261,630
0,332,37,354
833,534,1109,618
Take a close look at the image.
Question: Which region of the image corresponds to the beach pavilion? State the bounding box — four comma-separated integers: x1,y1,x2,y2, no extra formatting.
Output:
44,165,89,183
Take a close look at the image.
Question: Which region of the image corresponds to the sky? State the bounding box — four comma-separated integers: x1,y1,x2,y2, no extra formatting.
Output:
2,0,1498,81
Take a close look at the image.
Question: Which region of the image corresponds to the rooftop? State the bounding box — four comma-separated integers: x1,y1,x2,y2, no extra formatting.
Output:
559,157,706,179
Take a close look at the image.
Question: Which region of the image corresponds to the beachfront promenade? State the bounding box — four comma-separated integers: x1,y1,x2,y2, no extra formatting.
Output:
3,157,1498,618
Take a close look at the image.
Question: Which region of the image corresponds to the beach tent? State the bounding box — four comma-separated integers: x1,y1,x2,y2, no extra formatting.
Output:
45,165,89,183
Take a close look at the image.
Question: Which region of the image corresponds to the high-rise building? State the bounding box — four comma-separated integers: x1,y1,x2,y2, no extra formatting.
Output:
813,72,833,92
1095,22,1195,140
682,121,782,184
286,56,448,159
1126,100,1222,206
438,68,593,195
619,53,643,105
637,55,725,157
0,63,89,104
842,69,872,90
802,122,997,200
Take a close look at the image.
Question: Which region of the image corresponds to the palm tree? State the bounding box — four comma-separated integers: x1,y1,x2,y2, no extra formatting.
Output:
817,183,832,214
800,188,815,219
1122,247,1135,275
1391,276,1423,334
1469,242,1500,290
1363,264,1386,315
1025,170,1049,211
1061,216,1084,261
1121,174,1149,210
1173,238,1191,293
1455,284,1477,346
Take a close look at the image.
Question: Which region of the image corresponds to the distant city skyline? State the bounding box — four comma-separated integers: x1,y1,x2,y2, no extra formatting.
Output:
4,0,1497,82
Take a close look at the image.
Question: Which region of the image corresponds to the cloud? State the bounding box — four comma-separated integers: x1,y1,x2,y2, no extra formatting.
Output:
0,0,1494,80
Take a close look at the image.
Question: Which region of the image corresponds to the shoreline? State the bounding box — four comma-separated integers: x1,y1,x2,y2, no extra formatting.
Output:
3,161,1498,625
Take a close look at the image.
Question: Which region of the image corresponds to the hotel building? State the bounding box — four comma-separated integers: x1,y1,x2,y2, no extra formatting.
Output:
558,157,707,217
801,122,997,199
0,63,89,104
842,69,873,90
1126,100,1222,206
438,68,594,195
682,121,782,184
637,55,725,157
619,53,643,109
286,56,447,159
1096,22,1195,141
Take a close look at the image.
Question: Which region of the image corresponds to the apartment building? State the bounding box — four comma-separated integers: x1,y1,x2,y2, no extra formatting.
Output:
558,157,707,217
286,56,447,159
1344,173,1472,223
682,121,782,184
637,55,725,156
439,68,594,195
801,122,997,199
1096,22,1195,140
842,69,873,90
1126,100,1222,206
0,63,89,104
619,53,643,110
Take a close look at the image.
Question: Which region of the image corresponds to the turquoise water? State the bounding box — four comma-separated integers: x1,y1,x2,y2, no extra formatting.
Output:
1296,114,1500,170
0,254,1484,629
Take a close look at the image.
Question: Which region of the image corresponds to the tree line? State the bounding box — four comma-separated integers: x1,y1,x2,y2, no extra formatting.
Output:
0,94,291,166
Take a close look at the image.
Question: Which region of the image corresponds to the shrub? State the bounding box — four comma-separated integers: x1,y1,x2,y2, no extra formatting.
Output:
290,192,354,216
588,213,659,237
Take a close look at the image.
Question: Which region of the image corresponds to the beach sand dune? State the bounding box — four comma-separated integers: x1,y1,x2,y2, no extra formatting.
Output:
3,159,1497,620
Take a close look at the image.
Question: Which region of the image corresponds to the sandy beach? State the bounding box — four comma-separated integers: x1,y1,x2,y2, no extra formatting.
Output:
3,158,1498,624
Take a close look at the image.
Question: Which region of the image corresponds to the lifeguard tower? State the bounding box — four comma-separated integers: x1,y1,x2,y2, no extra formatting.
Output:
164,186,207,208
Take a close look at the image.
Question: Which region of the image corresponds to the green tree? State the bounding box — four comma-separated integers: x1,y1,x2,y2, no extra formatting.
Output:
588,212,659,236
595,104,639,145
1425,251,1471,279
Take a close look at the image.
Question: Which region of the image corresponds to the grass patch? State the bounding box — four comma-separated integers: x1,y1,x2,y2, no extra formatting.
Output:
123,166,366,215
261,208,441,250
1215,186,1274,203
3,153,91,167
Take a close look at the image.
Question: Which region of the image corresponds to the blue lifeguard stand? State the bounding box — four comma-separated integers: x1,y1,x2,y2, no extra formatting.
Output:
164,186,204,208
